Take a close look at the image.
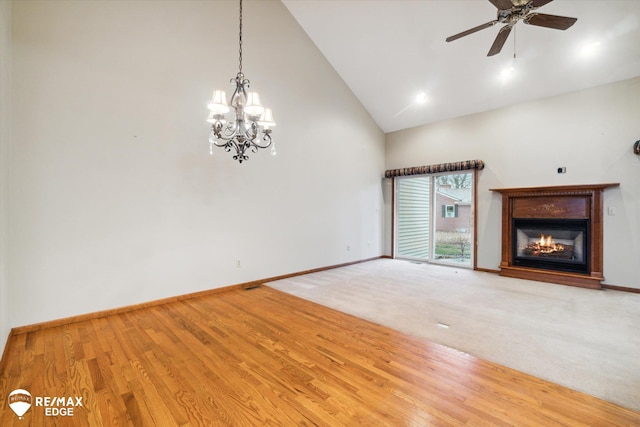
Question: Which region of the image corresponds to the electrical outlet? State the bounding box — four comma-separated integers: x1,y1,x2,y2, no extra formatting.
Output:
346,245,351,252
608,207,616,216
236,260,241,268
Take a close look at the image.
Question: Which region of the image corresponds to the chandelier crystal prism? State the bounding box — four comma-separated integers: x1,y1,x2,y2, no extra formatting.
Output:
206,0,275,164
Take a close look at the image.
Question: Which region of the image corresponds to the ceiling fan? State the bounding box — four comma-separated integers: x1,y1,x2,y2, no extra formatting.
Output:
445,0,577,56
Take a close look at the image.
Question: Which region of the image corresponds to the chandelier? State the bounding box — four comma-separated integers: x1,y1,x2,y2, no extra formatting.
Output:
206,0,276,164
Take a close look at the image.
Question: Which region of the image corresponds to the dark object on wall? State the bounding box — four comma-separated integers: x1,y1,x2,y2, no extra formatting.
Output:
634,140,640,155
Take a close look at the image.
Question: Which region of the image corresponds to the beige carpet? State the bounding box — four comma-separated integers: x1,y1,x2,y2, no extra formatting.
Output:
268,258,640,412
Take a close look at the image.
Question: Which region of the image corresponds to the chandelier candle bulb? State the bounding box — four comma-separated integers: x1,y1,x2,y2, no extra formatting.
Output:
207,111,226,125
258,108,276,129
207,90,229,114
245,92,265,118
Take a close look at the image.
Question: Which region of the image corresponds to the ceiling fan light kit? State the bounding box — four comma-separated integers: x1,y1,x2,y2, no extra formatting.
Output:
446,0,577,57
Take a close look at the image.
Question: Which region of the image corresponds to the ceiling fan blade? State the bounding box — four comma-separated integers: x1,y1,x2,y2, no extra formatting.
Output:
446,21,497,42
488,0,514,10
530,0,554,7
524,13,577,30
487,25,512,56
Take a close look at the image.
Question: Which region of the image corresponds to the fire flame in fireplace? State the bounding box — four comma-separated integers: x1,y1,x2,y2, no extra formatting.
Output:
530,234,565,254
539,234,553,247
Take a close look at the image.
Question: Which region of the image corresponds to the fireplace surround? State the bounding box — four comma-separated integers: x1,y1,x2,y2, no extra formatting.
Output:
490,183,619,289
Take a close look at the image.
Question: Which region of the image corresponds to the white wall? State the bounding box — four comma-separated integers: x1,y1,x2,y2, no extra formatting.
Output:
0,0,11,353
8,0,384,328
386,77,640,289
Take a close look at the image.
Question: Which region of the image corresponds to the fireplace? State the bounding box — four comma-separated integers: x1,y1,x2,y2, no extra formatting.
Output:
490,184,619,289
512,218,589,274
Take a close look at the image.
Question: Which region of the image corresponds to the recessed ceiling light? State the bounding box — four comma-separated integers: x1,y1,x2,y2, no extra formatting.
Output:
499,65,515,80
415,92,428,104
579,41,601,58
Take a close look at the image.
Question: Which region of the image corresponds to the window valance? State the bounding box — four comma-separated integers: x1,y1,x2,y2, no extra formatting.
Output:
384,159,484,178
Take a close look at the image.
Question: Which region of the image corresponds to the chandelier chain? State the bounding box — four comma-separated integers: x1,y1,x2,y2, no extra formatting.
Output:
238,0,243,74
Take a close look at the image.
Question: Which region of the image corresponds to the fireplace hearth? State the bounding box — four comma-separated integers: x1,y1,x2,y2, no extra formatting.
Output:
491,184,619,289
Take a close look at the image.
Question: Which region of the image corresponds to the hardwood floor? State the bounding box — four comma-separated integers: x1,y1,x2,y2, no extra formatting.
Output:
1,285,639,426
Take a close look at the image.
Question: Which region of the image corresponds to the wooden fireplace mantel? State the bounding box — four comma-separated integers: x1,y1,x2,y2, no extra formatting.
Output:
490,183,619,289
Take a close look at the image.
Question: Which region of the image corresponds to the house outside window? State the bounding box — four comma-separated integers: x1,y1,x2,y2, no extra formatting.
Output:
443,204,458,218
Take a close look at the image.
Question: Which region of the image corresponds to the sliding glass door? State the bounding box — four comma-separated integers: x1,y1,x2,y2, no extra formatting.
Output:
395,172,474,267
433,172,473,267
395,176,431,260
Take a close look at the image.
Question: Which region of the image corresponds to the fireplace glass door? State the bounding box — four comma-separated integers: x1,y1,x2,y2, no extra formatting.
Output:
512,219,589,274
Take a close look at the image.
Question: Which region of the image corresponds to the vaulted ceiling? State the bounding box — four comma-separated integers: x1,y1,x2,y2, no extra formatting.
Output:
282,0,640,133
